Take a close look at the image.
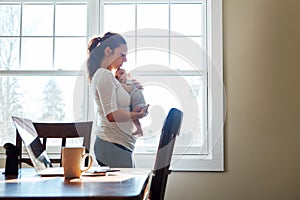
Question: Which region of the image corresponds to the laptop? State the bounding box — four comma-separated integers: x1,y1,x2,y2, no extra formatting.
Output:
12,116,113,176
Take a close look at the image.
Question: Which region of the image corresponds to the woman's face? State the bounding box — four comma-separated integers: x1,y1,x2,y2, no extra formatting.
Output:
108,44,127,71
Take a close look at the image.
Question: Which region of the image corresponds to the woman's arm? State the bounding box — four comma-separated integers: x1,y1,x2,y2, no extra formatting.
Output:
106,105,149,122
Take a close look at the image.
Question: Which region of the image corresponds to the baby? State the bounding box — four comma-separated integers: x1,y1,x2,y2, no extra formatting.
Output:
115,68,146,136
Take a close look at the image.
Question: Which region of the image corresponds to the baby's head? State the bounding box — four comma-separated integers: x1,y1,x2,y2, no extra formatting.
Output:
115,68,127,82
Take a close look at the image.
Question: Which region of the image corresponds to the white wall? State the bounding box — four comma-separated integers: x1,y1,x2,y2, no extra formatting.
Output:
165,0,300,199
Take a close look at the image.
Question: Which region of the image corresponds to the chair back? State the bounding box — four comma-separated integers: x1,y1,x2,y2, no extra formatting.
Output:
150,108,183,200
16,121,93,167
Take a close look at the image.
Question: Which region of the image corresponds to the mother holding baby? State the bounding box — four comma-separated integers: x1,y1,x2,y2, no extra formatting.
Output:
86,32,149,168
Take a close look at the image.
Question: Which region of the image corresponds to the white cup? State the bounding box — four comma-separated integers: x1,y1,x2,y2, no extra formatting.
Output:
61,147,93,179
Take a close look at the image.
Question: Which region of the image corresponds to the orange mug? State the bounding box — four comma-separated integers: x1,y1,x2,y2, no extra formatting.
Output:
61,147,93,179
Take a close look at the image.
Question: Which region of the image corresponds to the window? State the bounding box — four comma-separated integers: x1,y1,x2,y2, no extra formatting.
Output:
0,0,224,171
0,0,89,145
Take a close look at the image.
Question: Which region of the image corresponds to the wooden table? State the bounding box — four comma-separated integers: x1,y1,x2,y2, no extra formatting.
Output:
0,168,151,200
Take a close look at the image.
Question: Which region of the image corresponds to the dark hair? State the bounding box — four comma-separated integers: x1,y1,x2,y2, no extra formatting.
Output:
86,32,127,82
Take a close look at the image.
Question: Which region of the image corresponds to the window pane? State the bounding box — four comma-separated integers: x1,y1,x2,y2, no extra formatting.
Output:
170,37,205,70
0,75,87,144
54,37,87,70
55,4,87,36
134,75,206,154
0,5,20,36
136,37,169,67
0,38,20,69
171,4,204,36
22,4,53,36
103,4,135,35
170,53,193,70
21,38,53,69
137,4,168,35
136,49,169,68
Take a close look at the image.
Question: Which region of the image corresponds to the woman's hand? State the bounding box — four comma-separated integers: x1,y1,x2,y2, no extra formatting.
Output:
138,104,149,119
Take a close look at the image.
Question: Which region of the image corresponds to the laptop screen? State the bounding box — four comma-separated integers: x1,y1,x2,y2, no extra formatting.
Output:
12,116,52,172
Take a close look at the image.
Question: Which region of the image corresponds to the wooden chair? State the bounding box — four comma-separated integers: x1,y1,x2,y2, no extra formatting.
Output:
146,108,183,200
16,121,93,167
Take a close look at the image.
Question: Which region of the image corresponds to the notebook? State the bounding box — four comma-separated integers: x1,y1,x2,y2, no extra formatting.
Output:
12,116,115,176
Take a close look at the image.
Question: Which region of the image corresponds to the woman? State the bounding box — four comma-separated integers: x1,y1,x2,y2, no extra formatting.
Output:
86,32,149,168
